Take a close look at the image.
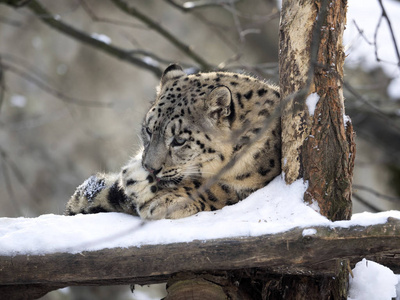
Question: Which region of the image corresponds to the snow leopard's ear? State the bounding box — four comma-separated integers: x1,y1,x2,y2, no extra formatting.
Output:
206,85,233,121
161,64,185,85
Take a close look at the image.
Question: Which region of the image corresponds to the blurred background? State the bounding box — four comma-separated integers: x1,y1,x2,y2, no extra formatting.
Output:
0,0,399,299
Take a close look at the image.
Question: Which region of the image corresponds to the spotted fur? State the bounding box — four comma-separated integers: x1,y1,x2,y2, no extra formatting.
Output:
66,64,281,220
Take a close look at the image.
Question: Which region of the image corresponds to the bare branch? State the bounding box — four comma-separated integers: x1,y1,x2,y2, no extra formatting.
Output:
353,184,400,203
222,3,279,42
0,55,4,114
0,0,164,77
110,0,213,70
79,0,147,30
165,0,239,12
352,20,373,46
2,61,113,107
127,49,193,69
352,193,381,213
377,0,400,68
0,146,41,210
0,154,23,216
343,81,400,133
2,0,32,7
1,53,57,86
351,8,399,68
0,15,23,27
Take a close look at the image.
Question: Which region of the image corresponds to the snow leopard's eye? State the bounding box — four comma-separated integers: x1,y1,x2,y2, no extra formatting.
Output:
171,136,186,147
145,126,152,137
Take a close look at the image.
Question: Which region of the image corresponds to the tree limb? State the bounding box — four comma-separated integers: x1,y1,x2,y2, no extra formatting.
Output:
165,0,240,12
0,0,164,77
1,61,113,107
376,0,400,68
0,218,399,294
110,0,212,70
79,0,147,30
353,184,400,203
0,55,4,113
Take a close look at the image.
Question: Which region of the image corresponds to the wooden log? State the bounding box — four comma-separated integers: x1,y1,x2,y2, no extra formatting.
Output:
1,218,399,299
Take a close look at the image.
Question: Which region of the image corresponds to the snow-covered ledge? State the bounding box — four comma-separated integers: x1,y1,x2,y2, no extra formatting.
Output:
1,177,400,299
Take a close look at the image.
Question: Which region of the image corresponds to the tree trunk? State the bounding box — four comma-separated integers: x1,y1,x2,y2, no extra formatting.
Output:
165,273,253,300
262,260,349,300
277,0,354,298
280,0,354,221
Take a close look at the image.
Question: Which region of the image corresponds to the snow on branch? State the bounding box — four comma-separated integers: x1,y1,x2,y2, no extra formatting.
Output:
0,215,399,298
0,177,399,291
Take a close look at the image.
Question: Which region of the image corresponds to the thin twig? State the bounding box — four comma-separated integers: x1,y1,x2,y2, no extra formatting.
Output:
352,20,373,46
373,13,383,63
79,0,147,30
0,156,23,215
352,193,381,213
377,0,400,68
343,81,400,133
0,55,5,114
0,15,23,27
353,184,400,203
352,19,397,66
2,61,113,107
1,53,57,85
110,0,212,70
0,146,41,210
225,0,245,43
165,0,249,66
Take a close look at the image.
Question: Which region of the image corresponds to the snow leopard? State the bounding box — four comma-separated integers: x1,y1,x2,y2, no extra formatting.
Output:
66,64,281,220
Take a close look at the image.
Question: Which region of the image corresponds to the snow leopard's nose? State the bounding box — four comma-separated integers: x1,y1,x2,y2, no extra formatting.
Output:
144,165,162,176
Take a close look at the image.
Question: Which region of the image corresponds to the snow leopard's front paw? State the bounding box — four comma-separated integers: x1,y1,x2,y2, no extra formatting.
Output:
120,158,158,211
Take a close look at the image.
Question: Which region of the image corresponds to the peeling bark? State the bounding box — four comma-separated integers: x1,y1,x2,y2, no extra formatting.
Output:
280,0,354,222
279,0,354,298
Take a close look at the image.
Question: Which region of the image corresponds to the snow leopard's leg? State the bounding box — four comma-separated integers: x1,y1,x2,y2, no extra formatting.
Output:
121,158,242,219
122,180,242,220
66,153,158,217
65,172,138,216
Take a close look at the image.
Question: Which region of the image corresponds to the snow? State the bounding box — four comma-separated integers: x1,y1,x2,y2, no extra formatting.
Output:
79,175,106,200
302,228,317,237
10,94,27,107
142,56,160,68
345,0,400,99
306,92,320,116
90,33,112,44
348,259,398,300
343,114,351,129
131,284,167,300
397,275,400,300
1,175,400,256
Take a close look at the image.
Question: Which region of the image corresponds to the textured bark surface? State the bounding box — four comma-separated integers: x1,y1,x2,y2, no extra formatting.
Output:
262,260,349,300
280,0,316,183
280,0,354,222
165,273,253,300
279,0,353,298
